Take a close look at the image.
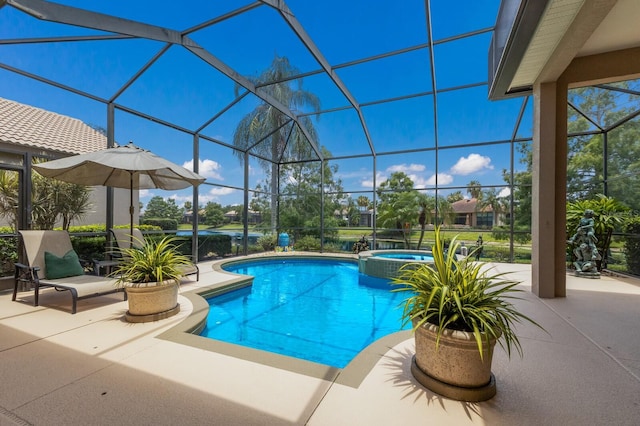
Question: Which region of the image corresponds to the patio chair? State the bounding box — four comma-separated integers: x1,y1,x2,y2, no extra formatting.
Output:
13,230,126,314
110,228,199,281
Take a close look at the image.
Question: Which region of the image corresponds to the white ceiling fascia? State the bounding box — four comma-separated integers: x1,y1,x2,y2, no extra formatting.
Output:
510,0,586,89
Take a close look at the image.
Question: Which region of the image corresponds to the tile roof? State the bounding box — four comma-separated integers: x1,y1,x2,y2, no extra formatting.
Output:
451,198,493,214
0,97,107,155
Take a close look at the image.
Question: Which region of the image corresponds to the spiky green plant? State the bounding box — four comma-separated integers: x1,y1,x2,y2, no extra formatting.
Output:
113,235,193,287
392,226,544,358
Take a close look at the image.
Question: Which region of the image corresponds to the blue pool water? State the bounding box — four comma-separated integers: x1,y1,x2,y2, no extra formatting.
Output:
200,258,410,368
375,252,434,261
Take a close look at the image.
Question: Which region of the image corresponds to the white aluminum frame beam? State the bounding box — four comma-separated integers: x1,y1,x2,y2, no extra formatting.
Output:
6,0,323,161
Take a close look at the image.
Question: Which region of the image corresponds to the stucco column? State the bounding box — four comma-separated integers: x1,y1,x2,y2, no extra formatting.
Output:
532,81,567,298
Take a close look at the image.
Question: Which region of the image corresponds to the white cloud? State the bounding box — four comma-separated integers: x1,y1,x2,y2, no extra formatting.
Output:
450,154,493,176
360,179,374,188
361,179,374,188
407,173,430,188
387,163,426,173
165,193,192,204
361,172,388,189
426,173,454,186
182,158,223,180
362,166,433,189
194,187,236,205
139,192,192,210
336,168,373,180
498,187,511,198
208,187,234,196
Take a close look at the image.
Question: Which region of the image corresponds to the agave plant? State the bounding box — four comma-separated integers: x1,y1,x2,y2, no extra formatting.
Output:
392,226,544,358
113,235,193,287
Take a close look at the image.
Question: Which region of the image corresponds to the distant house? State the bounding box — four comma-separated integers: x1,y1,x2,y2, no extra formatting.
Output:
334,208,349,223
359,209,373,227
183,209,205,224
219,209,261,225
224,210,239,223
450,198,495,228
0,97,133,229
248,210,262,225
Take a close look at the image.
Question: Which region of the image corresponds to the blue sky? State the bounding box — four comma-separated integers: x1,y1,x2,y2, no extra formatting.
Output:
0,0,531,209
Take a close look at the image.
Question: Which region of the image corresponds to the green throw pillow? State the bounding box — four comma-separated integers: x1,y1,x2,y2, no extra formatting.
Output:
44,250,85,279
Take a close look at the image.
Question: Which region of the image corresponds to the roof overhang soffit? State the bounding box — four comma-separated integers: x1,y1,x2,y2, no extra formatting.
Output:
489,0,620,100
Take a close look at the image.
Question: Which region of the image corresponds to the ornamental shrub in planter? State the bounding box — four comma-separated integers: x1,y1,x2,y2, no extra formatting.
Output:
392,227,545,401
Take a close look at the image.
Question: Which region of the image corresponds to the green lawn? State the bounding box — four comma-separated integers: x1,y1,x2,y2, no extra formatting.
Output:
184,223,534,261
336,227,500,244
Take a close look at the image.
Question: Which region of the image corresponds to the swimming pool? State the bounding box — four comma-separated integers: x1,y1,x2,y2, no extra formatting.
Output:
200,258,409,368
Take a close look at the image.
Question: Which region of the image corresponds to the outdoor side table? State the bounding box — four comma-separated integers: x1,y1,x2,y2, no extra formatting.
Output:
93,260,120,276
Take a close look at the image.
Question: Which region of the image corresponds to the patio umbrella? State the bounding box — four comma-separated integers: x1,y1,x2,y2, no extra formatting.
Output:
32,141,206,238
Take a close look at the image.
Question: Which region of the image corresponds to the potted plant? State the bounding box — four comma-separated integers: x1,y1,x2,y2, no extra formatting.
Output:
392,227,544,401
113,235,194,323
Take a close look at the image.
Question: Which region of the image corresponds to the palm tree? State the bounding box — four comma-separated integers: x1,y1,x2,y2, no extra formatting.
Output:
477,188,503,227
377,172,419,248
377,191,419,248
466,180,482,199
416,193,435,249
356,195,370,212
436,196,455,226
232,55,321,233
446,190,464,203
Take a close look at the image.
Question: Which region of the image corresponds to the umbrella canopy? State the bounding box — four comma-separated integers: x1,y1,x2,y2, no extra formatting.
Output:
33,141,205,236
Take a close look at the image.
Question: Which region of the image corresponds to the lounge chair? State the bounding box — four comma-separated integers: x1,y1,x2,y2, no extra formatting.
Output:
13,230,126,314
110,228,199,281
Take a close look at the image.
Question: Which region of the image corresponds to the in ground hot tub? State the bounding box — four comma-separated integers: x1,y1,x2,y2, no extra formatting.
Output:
358,250,434,279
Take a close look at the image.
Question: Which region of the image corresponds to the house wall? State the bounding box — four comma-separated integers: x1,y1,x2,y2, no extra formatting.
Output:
532,46,640,298
84,186,138,229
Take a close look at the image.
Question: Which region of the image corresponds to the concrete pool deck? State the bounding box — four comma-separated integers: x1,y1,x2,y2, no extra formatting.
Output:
1,253,639,425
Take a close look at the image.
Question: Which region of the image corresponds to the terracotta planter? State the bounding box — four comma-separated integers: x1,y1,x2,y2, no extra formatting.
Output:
411,319,498,401
124,281,180,323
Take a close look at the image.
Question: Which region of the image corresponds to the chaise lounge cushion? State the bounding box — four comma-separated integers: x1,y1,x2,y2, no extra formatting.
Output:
14,230,125,314
44,249,85,279
41,274,120,298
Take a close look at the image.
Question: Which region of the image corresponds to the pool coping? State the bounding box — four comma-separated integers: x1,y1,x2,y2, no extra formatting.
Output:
157,252,414,388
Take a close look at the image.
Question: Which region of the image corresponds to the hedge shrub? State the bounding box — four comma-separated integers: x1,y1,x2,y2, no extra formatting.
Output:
295,235,321,251
0,227,17,277
624,217,640,276
142,218,178,230
256,234,276,251
199,234,232,259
